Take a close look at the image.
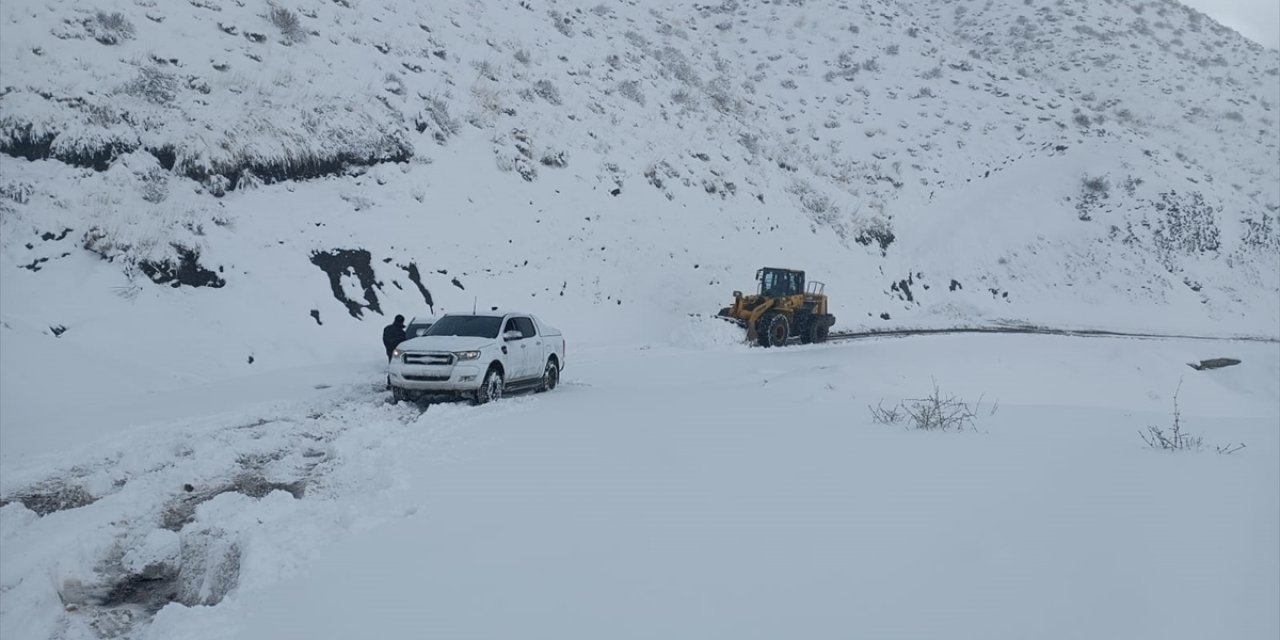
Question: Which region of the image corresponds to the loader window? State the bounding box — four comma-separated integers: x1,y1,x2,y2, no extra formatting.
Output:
759,270,803,297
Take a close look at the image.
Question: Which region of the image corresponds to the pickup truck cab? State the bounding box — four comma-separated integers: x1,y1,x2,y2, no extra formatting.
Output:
389,311,565,405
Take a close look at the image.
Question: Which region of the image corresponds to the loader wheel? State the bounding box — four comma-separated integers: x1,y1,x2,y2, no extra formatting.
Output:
813,319,830,343
802,321,820,344
758,312,790,348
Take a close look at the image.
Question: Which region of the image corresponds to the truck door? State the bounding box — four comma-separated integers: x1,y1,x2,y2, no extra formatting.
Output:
512,316,540,380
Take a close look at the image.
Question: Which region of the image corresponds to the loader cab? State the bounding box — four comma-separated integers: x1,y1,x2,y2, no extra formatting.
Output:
757,268,805,298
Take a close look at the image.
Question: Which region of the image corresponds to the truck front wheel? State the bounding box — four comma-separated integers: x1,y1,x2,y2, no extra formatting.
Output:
474,367,504,405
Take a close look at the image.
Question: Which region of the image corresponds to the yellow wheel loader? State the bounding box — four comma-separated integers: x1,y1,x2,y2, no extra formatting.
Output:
716,267,836,347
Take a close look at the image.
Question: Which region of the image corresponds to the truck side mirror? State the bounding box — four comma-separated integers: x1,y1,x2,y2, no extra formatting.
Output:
503,330,522,341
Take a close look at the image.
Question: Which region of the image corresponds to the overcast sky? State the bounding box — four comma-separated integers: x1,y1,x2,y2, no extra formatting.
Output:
1180,0,1280,50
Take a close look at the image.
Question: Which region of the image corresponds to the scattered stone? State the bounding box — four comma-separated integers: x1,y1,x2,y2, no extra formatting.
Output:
1188,358,1241,371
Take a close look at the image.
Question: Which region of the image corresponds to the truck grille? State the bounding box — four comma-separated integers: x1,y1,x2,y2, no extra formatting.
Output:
404,374,451,382
403,352,455,366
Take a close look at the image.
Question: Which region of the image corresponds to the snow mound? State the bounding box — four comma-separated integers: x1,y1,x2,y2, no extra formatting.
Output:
668,315,751,351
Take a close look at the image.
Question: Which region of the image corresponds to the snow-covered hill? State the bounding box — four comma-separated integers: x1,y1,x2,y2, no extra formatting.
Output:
2,0,1277,385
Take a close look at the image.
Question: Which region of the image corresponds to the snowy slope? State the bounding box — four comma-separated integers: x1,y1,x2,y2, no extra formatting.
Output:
1,0,1276,390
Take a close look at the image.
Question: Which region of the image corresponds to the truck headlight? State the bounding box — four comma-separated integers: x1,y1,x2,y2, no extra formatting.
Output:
454,350,481,360
392,348,403,359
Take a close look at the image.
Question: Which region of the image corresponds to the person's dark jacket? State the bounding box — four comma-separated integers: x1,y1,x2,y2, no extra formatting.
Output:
383,322,407,359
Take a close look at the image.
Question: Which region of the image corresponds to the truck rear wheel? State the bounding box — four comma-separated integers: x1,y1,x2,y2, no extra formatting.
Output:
540,360,559,392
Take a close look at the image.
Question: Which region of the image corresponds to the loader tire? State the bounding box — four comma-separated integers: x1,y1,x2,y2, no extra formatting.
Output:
802,321,820,344
813,316,832,343
758,312,790,348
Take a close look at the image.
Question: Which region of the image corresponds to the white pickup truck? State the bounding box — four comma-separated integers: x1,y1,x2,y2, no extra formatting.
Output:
388,311,565,405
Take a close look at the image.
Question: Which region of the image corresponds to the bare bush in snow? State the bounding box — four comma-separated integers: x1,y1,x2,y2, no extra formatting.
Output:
549,10,574,37
121,67,180,105
868,400,904,425
618,80,645,106
532,79,562,105
1151,190,1221,256
1076,174,1111,221
89,12,135,45
418,95,460,143
1139,381,1244,454
870,381,990,432
1240,211,1278,251
540,150,568,167
705,77,740,114
268,4,307,44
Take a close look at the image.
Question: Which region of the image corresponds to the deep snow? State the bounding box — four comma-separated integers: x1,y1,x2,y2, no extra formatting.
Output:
2,330,1277,640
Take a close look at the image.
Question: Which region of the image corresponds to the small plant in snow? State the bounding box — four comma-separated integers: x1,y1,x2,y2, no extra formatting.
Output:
0,181,35,205
540,150,568,167
1151,190,1221,257
532,79,561,105
121,66,180,104
868,400,903,425
869,381,990,432
617,80,645,106
383,73,405,96
473,60,498,82
1139,380,1245,454
89,12,135,45
1082,175,1111,195
549,10,574,37
705,76,739,114
854,216,895,256
1075,174,1111,221
1240,211,1278,251
417,95,460,143
268,4,306,44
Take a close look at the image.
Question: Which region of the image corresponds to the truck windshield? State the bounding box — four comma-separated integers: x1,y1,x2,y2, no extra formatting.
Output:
423,315,503,338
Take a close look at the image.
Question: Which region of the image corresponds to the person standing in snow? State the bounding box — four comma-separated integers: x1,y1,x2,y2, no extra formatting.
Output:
383,314,407,362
